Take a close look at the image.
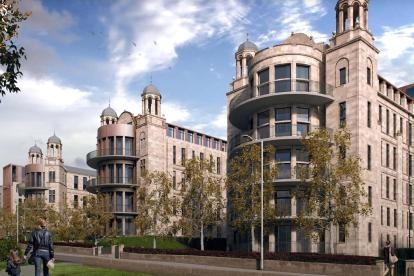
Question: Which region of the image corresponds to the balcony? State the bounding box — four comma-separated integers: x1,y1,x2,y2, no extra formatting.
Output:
86,147,138,169
86,177,138,193
229,80,334,129
23,184,49,191
230,125,330,151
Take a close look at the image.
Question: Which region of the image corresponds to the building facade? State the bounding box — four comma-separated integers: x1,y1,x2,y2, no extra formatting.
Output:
86,84,227,236
2,135,96,214
227,0,414,257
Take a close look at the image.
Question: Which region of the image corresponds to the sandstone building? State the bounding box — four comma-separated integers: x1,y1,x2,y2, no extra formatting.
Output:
227,0,414,256
86,84,227,236
2,135,96,214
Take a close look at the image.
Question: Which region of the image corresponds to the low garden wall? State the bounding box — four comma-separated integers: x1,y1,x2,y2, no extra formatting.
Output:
120,251,383,276
54,245,95,256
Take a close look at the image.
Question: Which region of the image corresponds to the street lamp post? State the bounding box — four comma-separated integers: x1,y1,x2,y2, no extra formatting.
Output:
242,134,264,270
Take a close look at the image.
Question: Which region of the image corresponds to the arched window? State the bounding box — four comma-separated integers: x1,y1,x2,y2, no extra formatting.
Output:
106,118,110,125
366,57,373,86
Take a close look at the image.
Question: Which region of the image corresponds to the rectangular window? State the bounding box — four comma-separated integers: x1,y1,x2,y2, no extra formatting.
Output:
140,159,146,176
116,136,123,155
275,107,291,137
49,190,55,203
297,107,309,122
74,175,78,189
217,157,221,174
339,102,346,127
409,123,413,145
181,148,186,166
186,131,193,143
173,146,176,164
387,207,390,226
400,117,403,136
368,186,372,207
167,126,175,137
410,154,413,177
393,114,397,137
410,184,413,205
178,129,185,140
275,64,291,92
393,146,397,170
386,109,390,134
276,149,291,179
394,209,397,227
381,206,383,225
367,101,371,127
276,190,291,216
386,176,390,199
296,64,309,91
367,67,371,85
367,145,371,170
200,152,204,161
257,110,270,139
386,143,390,168
83,177,87,190
49,171,55,182
379,105,382,123
339,67,346,85
258,68,269,95
125,137,133,156
368,222,372,242
393,179,397,200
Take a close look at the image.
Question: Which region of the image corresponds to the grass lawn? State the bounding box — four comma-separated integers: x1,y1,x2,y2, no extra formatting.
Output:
52,263,154,276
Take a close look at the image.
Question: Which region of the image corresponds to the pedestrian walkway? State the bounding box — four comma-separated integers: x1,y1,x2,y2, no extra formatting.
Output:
0,264,34,276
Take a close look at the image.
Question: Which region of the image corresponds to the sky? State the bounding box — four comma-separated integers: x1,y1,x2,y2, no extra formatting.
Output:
1,0,414,182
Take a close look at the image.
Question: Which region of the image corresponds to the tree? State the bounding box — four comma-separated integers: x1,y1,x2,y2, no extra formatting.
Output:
226,143,277,252
295,127,371,253
54,204,86,242
179,157,224,251
0,0,30,101
83,195,114,245
135,171,176,249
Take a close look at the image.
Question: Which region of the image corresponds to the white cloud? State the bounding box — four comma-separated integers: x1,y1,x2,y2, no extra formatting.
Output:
106,0,249,95
376,24,414,86
162,102,191,123
256,0,328,47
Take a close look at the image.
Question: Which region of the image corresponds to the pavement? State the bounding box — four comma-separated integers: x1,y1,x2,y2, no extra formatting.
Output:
0,255,328,276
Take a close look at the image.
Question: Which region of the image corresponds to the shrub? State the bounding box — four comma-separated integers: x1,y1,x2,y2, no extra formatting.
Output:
0,238,21,261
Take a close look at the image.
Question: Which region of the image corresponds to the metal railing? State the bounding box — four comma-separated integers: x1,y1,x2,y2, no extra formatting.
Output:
88,177,137,186
229,79,334,110
86,147,136,160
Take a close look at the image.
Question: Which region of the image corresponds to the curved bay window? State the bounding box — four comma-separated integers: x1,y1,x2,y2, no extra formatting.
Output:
258,68,269,95
275,107,292,136
296,64,310,92
275,64,291,92
296,107,310,136
257,110,270,139
276,149,291,179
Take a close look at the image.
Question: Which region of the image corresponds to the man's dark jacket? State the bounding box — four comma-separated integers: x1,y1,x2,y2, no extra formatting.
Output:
24,226,54,258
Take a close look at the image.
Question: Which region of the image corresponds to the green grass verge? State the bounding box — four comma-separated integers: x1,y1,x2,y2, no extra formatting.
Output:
52,263,153,275
100,236,188,249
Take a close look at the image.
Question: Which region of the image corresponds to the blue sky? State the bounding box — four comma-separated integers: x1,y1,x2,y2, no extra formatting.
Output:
1,0,414,179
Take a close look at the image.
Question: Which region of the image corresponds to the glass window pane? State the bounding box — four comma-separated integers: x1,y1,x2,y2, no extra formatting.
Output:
276,123,292,136
296,80,309,92
297,108,309,121
297,123,309,136
275,107,291,121
296,65,309,79
258,126,269,139
259,85,269,95
277,163,291,179
275,80,291,92
296,148,309,162
259,69,269,83
276,149,291,161
340,67,346,85
275,64,291,79
257,110,269,126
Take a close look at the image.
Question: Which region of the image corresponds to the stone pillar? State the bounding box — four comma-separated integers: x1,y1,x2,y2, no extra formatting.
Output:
142,98,145,115
365,8,368,30
338,10,344,33
157,97,161,116
242,57,247,77
236,59,241,78
359,5,364,28
348,5,354,30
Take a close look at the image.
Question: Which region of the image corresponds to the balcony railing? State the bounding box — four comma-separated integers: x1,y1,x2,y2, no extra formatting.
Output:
230,79,334,110
87,177,137,187
87,147,136,159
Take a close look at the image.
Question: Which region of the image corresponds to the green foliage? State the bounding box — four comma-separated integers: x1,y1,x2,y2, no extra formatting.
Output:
83,195,114,241
295,127,371,240
54,205,86,242
0,238,20,261
178,158,225,239
135,171,176,248
226,143,277,234
0,0,30,101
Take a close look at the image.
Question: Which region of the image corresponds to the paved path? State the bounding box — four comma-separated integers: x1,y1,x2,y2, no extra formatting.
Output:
0,264,34,276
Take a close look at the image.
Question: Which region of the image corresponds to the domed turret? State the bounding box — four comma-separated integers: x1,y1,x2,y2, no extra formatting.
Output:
29,144,42,155
235,39,258,80
141,84,161,97
237,40,258,53
101,105,118,126
141,84,162,116
47,134,61,144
